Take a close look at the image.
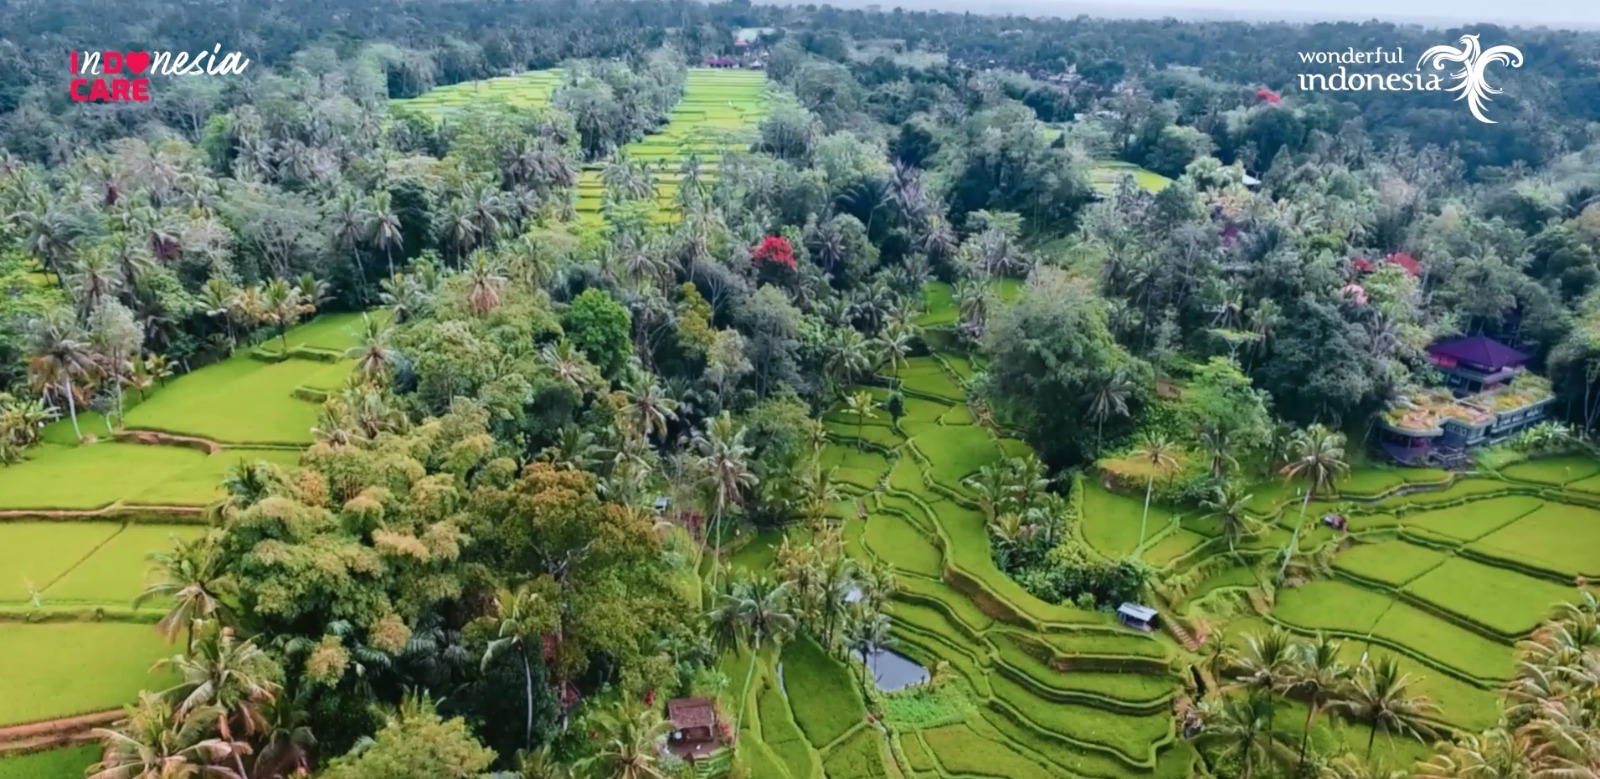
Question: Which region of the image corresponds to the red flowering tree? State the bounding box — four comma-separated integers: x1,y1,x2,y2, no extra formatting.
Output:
753,236,796,271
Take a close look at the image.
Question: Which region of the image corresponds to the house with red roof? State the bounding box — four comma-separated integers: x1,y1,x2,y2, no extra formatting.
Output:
1351,253,1422,277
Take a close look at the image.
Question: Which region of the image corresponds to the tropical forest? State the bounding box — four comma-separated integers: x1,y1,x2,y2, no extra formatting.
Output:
0,1,1598,778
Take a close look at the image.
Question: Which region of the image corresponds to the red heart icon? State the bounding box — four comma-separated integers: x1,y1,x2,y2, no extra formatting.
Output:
124,51,151,75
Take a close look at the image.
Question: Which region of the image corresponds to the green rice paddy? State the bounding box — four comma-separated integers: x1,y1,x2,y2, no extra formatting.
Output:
390,70,564,116
0,313,369,727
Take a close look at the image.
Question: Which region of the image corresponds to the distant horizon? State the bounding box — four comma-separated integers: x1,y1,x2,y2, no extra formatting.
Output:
765,0,1600,31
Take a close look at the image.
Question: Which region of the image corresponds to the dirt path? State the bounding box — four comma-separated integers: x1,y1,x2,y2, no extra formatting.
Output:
0,709,120,742
0,504,205,520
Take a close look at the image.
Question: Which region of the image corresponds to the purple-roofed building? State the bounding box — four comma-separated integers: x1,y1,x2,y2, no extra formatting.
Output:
1426,335,1529,395
1377,335,1554,467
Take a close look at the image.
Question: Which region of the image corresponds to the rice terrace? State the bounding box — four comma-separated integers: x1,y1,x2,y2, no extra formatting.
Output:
1,6,1599,779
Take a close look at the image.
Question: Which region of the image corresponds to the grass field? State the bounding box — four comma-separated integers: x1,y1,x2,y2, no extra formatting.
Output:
0,443,300,510
0,312,367,732
1090,161,1172,195
0,622,174,724
0,746,100,779
390,70,564,116
1472,501,1600,577
575,69,770,224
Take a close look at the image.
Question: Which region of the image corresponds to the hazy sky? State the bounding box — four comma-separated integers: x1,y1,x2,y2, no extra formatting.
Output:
806,0,1600,29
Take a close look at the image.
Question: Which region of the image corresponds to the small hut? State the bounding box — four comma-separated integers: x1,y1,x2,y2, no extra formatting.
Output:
1117,603,1158,632
1321,513,1347,532
666,698,722,760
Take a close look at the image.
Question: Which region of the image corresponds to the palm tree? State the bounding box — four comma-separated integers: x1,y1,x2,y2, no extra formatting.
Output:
327,189,369,291
1084,370,1135,456
345,314,399,383
827,327,873,398
1227,627,1296,731
26,307,95,441
367,191,404,277
575,701,675,779
1277,424,1349,583
1199,426,1239,480
134,532,232,653
541,338,599,395
844,391,878,452
251,690,316,779
623,374,678,443
693,412,758,591
1283,633,1349,768
465,252,506,315
259,279,305,354
1332,655,1439,760
155,623,280,779
89,692,244,779
1201,482,1259,554
1130,434,1180,556
198,275,239,352
847,608,894,699
1415,729,1533,779
482,584,557,752
711,575,797,735
1197,693,1281,779
872,327,913,380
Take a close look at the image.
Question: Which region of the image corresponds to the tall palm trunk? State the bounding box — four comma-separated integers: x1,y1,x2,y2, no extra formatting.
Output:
385,245,395,278
1365,725,1378,760
1137,475,1154,555
62,377,81,440
735,630,761,736
1298,703,1317,767
1277,486,1314,583
522,649,534,750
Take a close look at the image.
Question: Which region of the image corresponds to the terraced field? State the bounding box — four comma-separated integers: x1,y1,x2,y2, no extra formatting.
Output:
1117,442,1600,740
575,68,771,223
0,313,376,774
1089,161,1172,195
389,69,564,115
730,332,1197,777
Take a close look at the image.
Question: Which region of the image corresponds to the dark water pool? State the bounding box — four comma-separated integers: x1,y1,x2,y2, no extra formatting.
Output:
865,648,929,692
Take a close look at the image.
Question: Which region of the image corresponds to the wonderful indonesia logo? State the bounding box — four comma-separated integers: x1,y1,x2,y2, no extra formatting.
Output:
68,45,251,102
1295,34,1524,123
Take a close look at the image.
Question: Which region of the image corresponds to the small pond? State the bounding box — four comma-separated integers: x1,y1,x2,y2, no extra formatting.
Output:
864,648,928,692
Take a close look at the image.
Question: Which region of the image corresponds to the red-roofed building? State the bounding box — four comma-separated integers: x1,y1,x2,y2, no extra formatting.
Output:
703,56,738,68
1386,252,1423,277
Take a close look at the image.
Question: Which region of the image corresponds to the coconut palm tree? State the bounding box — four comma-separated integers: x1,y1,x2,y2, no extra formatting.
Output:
1332,655,1439,760
693,412,758,591
345,314,399,383
847,608,894,699
1200,482,1259,554
1130,434,1180,556
1084,370,1135,456
872,327,913,380
155,623,280,778
1199,426,1239,480
1197,693,1281,779
1277,424,1349,583
1227,627,1297,730
465,252,507,315
622,374,678,443
1283,633,1349,768
251,690,316,779
26,306,96,441
844,390,877,451
827,327,873,398
482,584,558,752
1415,728,1533,779
134,532,233,653
367,191,404,277
711,575,797,735
575,701,675,779
327,189,369,291
259,279,306,354
541,338,600,395
89,692,244,779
